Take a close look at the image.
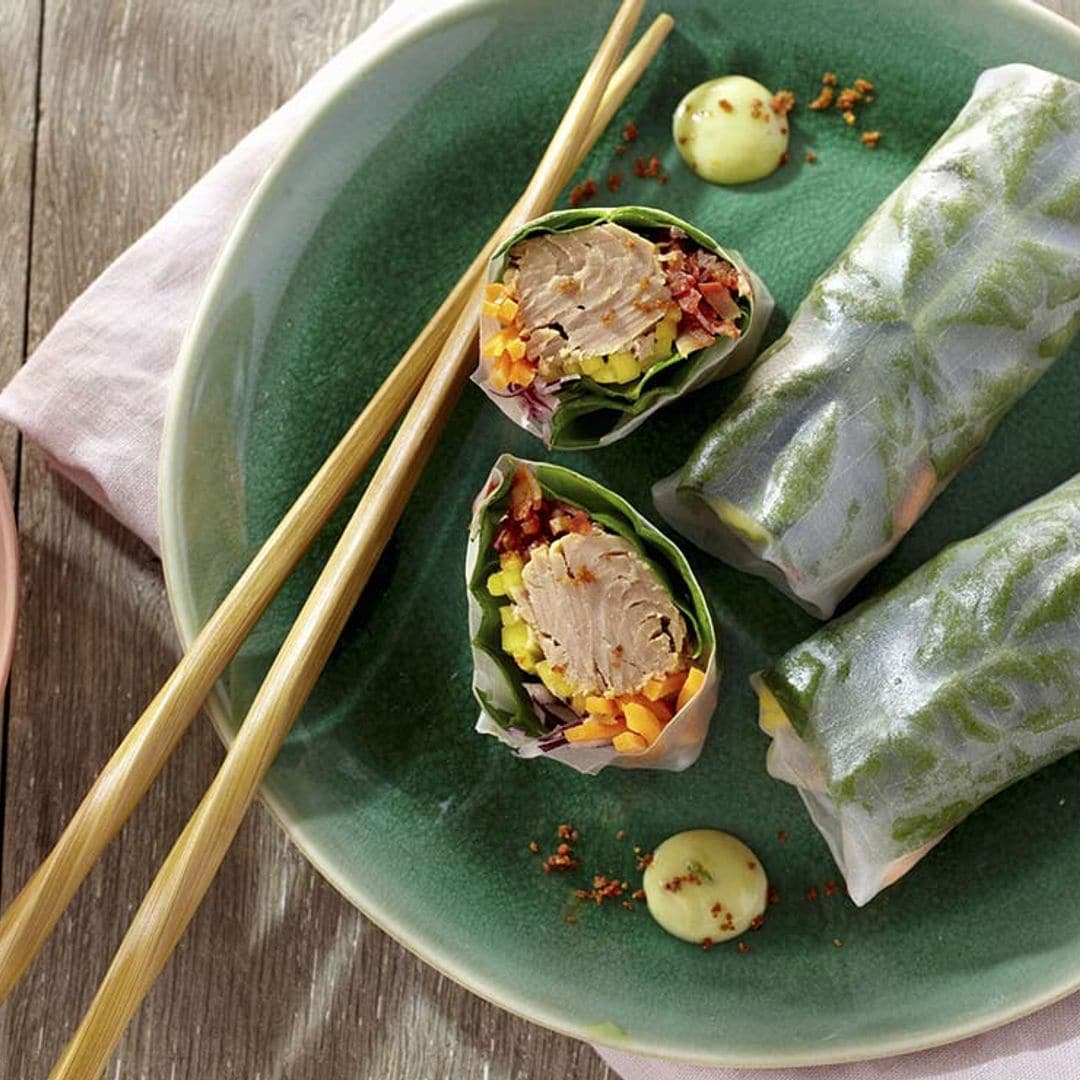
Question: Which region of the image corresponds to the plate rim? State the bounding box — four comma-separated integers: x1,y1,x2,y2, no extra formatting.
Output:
159,0,1080,1066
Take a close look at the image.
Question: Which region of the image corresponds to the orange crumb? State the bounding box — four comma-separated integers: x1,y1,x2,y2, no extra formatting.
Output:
607,172,622,193
822,71,837,85
623,120,639,142
568,178,597,207
771,89,796,116
808,86,834,111
842,110,857,126
861,130,882,148
836,87,862,111
854,78,874,93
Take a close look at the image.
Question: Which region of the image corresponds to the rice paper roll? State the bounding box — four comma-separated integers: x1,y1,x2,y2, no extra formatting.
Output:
472,207,772,449
755,473,1080,905
466,454,718,774
655,64,1080,618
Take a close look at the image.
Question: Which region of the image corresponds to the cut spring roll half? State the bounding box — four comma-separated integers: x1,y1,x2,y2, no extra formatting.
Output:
756,473,1080,905
466,455,718,774
655,64,1080,618
472,207,772,449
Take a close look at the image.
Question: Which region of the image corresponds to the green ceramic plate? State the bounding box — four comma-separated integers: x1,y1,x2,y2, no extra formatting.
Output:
160,0,1080,1066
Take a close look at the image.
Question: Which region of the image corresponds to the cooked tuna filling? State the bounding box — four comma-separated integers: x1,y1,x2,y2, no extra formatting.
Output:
513,223,670,358
517,530,687,696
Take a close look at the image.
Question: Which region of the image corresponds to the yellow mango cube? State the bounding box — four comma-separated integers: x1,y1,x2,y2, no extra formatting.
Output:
482,300,502,319
580,355,605,377
498,297,519,324
566,719,625,743
623,701,661,744
585,695,618,715
643,671,688,701
506,336,526,361
613,730,648,753
486,572,506,597
482,332,506,359
499,605,519,628
676,666,706,712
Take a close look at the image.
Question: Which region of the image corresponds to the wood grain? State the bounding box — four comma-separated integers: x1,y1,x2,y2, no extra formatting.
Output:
3,1,1077,1078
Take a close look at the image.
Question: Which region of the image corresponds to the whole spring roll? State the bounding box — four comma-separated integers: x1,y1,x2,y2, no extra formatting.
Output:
655,64,1080,618
471,207,772,449
466,454,718,775
755,473,1080,905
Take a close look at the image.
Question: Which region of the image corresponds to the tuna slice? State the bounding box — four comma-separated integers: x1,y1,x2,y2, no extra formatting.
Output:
511,224,671,358
518,530,688,696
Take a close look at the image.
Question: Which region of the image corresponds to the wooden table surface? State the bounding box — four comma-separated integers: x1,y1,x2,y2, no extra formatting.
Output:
0,2,1077,1077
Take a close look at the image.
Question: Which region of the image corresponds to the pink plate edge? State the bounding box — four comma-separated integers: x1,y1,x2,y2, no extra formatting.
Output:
0,462,17,694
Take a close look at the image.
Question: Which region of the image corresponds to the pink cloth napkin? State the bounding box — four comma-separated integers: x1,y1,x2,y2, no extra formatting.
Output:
3,2,1079,1077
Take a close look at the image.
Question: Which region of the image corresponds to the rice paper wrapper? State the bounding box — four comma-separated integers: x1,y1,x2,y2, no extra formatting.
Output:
755,473,1080,905
466,454,719,775
655,64,1080,619
471,207,772,450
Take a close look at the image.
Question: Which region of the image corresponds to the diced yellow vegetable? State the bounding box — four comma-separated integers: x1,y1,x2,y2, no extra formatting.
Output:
498,297,519,324
580,355,605,377
482,332,506,359
486,572,506,597
485,282,505,301
499,552,524,592
501,622,534,655
676,666,706,712
585,695,618,715
570,694,589,715
505,336,526,361
608,351,641,383
499,605,520,627
613,730,648,753
643,671,688,701
489,359,510,391
482,300,501,319
623,702,661,744
509,360,536,387
756,682,792,735
591,359,620,384
536,660,576,700
647,697,674,723
516,652,538,675
566,719,626,743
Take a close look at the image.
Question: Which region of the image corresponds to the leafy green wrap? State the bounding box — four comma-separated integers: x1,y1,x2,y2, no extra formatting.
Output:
755,473,1080,905
471,207,772,449
466,454,718,774
655,64,1080,618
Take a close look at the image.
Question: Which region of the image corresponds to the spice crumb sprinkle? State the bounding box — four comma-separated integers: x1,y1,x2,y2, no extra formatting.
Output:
805,885,820,902
861,130,882,148
833,938,844,949
528,840,539,854
737,942,752,955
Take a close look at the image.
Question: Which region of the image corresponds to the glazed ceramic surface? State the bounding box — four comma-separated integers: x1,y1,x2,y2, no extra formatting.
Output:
161,0,1080,1065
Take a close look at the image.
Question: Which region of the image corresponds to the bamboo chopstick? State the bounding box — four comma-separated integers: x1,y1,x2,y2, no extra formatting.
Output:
48,3,664,1075
0,9,673,1009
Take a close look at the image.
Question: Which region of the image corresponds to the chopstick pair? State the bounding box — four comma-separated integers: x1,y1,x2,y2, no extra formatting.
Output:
0,4,673,1076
